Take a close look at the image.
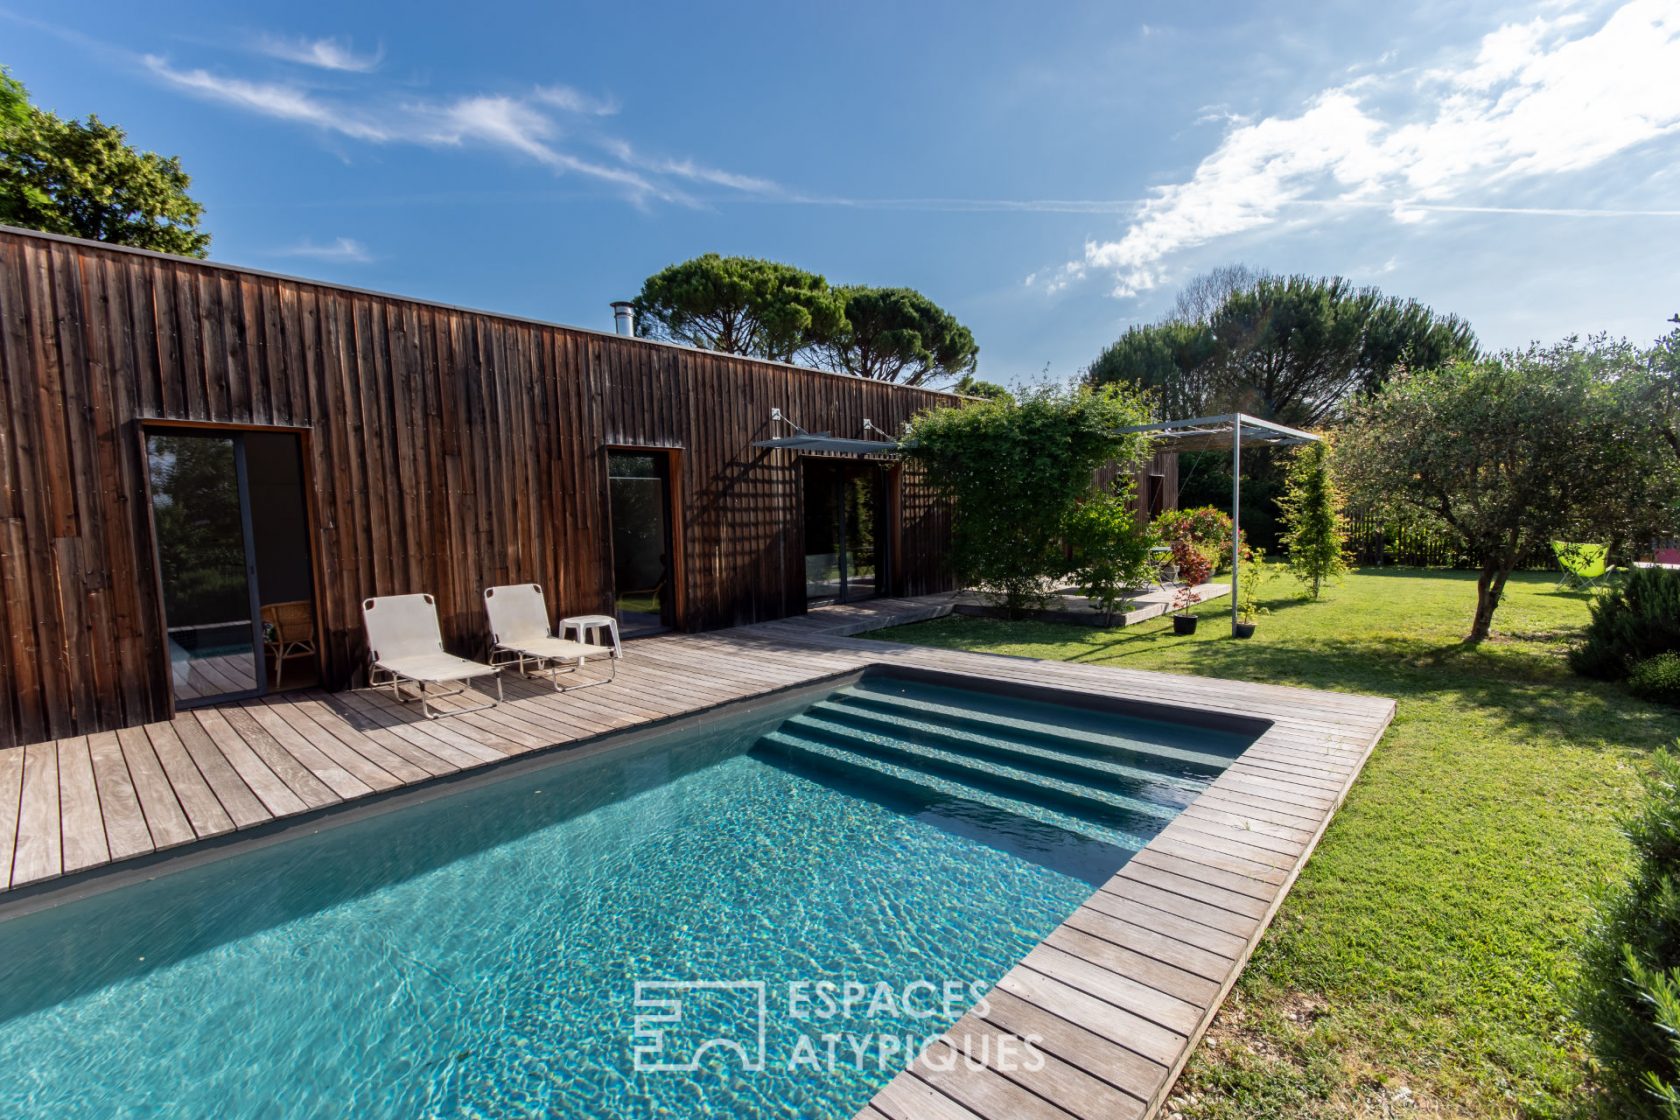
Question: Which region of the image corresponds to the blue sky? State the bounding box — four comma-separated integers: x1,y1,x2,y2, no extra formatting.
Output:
5,0,1678,386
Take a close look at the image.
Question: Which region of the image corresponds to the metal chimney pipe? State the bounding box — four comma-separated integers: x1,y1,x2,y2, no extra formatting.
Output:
610,301,635,337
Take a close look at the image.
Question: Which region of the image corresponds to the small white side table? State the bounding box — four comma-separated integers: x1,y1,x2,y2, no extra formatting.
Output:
560,614,622,658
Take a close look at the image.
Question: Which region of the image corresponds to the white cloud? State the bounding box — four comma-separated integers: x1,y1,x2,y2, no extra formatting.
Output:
1063,0,1680,298
531,84,618,116
275,237,374,263
255,34,382,73
139,55,771,206
143,56,390,141
601,139,778,194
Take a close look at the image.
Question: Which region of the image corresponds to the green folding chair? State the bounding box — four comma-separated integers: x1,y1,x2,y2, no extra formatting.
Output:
1553,541,1611,589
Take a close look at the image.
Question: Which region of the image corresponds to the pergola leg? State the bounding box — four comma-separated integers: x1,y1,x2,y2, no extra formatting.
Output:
1232,414,1242,636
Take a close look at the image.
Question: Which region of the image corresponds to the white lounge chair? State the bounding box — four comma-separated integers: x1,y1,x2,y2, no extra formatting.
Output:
362,593,503,719
483,583,618,691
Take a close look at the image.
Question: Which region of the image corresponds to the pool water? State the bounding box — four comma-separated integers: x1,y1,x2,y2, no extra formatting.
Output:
0,674,1249,1118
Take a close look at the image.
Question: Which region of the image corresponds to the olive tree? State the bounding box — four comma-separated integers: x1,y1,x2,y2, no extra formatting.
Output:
1338,338,1668,641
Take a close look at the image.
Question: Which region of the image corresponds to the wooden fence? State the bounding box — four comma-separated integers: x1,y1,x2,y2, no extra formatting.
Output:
1344,513,1556,570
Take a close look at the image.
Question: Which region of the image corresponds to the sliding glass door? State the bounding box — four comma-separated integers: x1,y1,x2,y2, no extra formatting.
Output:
146,432,264,704
802,459,888,605
146,429,318,705
607,450,675,636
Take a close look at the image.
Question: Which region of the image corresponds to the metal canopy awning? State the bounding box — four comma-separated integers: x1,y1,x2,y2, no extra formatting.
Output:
751,432,901,456
1116,412,1319,452
1118,412,1322,635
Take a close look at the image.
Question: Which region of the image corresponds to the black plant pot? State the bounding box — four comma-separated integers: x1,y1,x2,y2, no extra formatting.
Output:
1233,621,1257,639
1172,614,1198,635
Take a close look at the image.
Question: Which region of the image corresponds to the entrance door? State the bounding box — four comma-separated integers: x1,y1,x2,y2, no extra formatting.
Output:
802,459,888,605
607,450,675,637
146,429,317,706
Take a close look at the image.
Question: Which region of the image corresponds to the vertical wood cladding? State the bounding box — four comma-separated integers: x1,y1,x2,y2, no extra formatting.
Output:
0,229,960,747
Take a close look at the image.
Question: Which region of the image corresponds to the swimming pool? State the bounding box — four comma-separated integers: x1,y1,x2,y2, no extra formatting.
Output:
0,671,1254,1118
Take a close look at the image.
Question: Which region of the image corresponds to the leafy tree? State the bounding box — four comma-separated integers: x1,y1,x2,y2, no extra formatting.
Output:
1622,327,1680,467
1338,338,1668,641
1087,273,1476,428
952,373,1012,402
1278,437,1349,599
1170,263,1264,325
905,383,1153,615
632,254,844,363
1087,320,1220,419
0,68,28,135
1209,275,1476,426
0,68,209,257
817,285,978,386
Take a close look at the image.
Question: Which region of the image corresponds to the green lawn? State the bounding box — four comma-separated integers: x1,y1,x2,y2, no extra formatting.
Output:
872,569,1680,1119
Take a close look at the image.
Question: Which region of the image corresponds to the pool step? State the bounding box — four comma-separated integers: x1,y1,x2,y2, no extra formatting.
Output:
783,711,1183,827
805,699,1203,808
755,728,1147,855
835,683,1238,774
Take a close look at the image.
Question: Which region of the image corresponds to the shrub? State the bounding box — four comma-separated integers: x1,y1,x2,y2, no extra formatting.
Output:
1238,549,1277,624
1279,438,1349,599
1570,568,1680,680
906,383,1153,616
1068,488,1157,625
1153,506,1245,574
1170,539,1214,615
1578,747,1680,1118
1632,655,1680,707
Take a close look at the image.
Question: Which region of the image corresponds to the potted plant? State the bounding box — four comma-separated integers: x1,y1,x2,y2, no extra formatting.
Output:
1234,548,1275,638
1169,539,1213,635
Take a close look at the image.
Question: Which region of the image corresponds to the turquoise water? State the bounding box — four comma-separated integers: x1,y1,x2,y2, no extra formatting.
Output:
0,676,1242,1118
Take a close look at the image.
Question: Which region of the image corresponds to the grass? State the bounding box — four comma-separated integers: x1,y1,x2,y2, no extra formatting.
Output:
871,569,1680,1119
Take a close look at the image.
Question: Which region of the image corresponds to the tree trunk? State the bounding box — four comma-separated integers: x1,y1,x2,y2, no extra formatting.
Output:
1469,563,1512,642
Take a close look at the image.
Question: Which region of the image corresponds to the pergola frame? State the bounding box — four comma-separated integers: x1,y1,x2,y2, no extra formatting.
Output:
1116,413,1322,635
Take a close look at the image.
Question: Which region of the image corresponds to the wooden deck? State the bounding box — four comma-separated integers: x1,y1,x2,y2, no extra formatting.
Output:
0,595,1393,1120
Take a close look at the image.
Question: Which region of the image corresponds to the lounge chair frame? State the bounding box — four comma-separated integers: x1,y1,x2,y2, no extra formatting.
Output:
363,593,503,719
484,584,618,692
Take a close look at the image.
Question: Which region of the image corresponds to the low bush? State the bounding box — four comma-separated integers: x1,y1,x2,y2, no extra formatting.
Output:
1578,747,1680,1118
1631,654,1680,707
1068,489,1157,625
1570,568,1680,679
1153,506,1239,572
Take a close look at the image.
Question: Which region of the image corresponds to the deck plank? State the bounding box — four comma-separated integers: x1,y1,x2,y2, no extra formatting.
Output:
910,1040,1077,1120
86,731,153,861
0,746,22,889
10,741,62,885
171,712,272,827
56,737,110,873
943,1012,1147,1120
115,727,196,849
143,724,235,839
189,710,311,816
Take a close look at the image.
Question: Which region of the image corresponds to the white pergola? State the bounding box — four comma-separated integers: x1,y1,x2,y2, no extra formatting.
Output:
1116,413,1322,634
